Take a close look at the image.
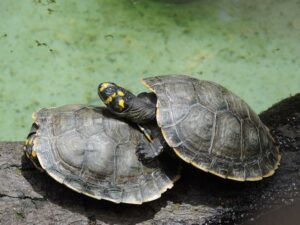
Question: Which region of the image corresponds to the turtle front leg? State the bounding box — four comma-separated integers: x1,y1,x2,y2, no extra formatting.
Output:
136,137,166,163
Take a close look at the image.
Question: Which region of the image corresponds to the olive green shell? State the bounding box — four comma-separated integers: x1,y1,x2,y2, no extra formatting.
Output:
31,105,180,204
142,75,280,181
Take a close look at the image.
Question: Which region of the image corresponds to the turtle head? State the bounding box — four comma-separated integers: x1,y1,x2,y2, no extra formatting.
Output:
24,138,37,160
98,82,156,124
23,125,44,172
98,82,134,113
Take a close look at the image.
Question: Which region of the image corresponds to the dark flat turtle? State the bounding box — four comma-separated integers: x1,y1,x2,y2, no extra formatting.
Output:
98,75,281,181
24,104,180,204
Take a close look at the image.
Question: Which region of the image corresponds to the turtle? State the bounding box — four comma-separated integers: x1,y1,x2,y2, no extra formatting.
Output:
24,104,181,204
98,75,281,181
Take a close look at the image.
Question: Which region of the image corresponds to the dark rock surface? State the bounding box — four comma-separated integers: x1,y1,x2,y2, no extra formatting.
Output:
0,94,299,225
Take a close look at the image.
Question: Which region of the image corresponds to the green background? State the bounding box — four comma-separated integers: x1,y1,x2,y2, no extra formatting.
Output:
0,0,299,141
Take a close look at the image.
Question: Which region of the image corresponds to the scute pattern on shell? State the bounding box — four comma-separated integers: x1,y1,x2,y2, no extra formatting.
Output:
32,105,180,204
142,75,280,181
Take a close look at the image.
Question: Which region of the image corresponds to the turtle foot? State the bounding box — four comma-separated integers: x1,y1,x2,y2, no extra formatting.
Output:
136,142,157,163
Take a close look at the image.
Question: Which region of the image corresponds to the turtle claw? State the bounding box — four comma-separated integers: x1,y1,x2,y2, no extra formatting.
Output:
136,142,156,163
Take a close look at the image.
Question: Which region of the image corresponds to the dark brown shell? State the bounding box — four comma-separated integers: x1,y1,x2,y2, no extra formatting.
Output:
32,105,180,204
143,75,280,181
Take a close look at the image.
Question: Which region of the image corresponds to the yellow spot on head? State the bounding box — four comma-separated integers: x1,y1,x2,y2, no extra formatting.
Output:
118,99,125,109
25,139,29,145
32,150,37,158
104,92,117,104
117,91,125,96
104,96,113,104
99,83,110,92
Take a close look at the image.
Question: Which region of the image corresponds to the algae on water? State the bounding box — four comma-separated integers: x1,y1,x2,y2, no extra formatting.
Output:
0,0,299,140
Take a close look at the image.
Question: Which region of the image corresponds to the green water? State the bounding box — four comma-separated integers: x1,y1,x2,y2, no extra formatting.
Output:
0,0,299,141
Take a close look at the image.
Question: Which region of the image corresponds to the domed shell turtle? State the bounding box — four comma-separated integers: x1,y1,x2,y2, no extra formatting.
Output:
98,75,281,181
24,104,181,204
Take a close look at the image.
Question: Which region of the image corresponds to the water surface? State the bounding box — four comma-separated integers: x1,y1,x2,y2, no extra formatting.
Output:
0,0,299,140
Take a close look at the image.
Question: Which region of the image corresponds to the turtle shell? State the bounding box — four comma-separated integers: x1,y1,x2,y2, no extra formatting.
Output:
30,104,180,204
142,75,280,181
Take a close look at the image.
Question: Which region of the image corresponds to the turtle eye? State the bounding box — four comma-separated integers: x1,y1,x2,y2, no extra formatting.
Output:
98,84,118,102
105,87,116,95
